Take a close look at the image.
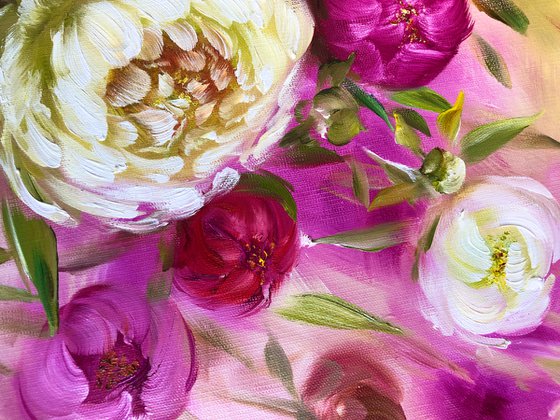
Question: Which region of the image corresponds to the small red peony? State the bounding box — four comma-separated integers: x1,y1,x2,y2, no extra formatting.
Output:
173,190,299,314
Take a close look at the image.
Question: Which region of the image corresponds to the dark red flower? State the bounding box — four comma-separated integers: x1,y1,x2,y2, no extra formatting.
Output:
173,191,299,314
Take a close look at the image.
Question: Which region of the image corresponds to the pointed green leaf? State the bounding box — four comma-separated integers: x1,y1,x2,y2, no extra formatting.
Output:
412,213,442,281
348,159,370,207
283,142,345,167
369,183,426,210
236,172,297,221
265,336,297,397
394,108,431,136
276,293,403,334
391,88,452,113
363,148,419,184
394,112,423,155
318,53,355,88
279,121,313,147
294,100,311,123
0,285,39,302
313,220,414,252
472,0,529,35
327,108,364,146
343,79,394,130
2,202,59,335
437,91,464,143
472,34,512,88
0,247,11,265
461,114,540,163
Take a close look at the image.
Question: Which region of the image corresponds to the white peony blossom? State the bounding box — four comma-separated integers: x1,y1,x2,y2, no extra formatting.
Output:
0,0,313,230
419,176,560,347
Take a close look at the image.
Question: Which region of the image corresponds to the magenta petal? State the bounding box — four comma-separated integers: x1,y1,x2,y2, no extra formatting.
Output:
141,300,197,419
17,338,88,418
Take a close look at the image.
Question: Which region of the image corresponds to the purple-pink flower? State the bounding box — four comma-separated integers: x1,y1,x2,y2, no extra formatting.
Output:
14,285,196,419
317,0,473,88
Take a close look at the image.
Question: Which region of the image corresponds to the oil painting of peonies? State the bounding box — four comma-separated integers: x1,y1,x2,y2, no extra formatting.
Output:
1,0,560,419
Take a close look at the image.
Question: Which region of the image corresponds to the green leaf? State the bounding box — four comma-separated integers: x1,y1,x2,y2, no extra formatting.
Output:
0,285,39,302
472,0,529,35
265,336,297,397
343,79,394,131
283,142,345,167
0,247,11,265
276,293,403,334
236,172,297,220
313,220,414,252
437,91,464,143
279,121,313,147
412,214,441,281
2,202,59,336
363,149,419,184
391,88,452,113
369,183,426,210
472,34,512,88
393,112,423,156
348,159,370,207
327,108,364,146
393,108,431,136
461,114,540,163
318,53,355,88
294,100,311,123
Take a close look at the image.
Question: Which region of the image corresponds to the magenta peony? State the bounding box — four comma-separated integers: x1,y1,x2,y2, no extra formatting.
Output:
14,285,196,419
317,0,473,88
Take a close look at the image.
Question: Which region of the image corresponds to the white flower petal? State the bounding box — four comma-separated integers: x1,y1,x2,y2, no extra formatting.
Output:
163,21,198,51
131,109,177,146
124,0,190,22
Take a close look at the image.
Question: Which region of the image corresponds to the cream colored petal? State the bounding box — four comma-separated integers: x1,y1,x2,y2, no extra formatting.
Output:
137,24,164,61
123,0,190,22
163,20,198,51
131,109,177,145
106,64,152,107
20,114,62,168
107,115,139,148
195,100,216,126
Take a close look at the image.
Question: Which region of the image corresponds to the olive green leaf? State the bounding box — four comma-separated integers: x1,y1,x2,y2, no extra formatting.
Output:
0,247,11,265
342,79,394,131
265,336,297,398
276,293,403,334
283,142,345,167
363,149,419,184
393,108,431,136
294,100,311,123
279,120,313,147
348,158,370,207
391,88,452,113
412,213,441,281
313,220,414,252
236,172,297,221
327,108,365,146
394,112,423,156
2,202,59,336
472,0,529,35
0,285,39,302
318,53,355,88
460,114,540,163
472,34,512,88
369,183,427,211
437,91,464,143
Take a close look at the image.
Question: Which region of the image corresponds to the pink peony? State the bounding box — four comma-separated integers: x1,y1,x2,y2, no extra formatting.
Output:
317,0,473,88
14,285,196,419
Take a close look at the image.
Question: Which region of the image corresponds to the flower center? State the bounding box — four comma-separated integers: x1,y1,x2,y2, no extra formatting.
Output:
391,1,426,44
72,333,150,409
105,29,239,145
244,238,275,282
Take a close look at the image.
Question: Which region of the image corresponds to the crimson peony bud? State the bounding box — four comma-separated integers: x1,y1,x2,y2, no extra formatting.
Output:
173,191,299,314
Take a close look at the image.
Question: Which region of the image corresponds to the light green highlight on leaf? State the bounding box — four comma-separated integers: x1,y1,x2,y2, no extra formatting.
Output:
363,148,419,184
265,336,297,398
313,220,414,252
437,91,464,143
472,0,529,35
369,183,426,210
473,34,512,88
318,53,355,88
2,202,59,336
349,159,370,207
237,172,297,221
327,108,364,146
460,114,540,163
276,293,403,334
391,88,452,113
0,285,40,302
283,142,345,167
394,112,423,156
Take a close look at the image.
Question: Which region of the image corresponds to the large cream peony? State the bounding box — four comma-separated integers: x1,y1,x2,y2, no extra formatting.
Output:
419,176,560,347
0,0,313,229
